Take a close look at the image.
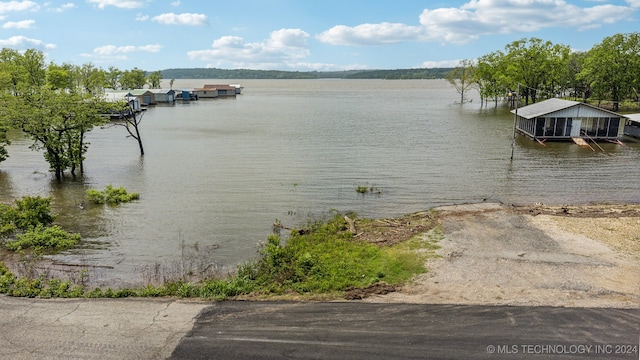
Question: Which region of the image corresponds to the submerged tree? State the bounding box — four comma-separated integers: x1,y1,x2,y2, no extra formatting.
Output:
0,48,116,180
475,51,507,107
9,88,109,180
446,59,475,103
111,100,145,156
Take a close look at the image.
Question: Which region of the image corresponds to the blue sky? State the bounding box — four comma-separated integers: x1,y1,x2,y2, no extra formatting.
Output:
0,0,638,71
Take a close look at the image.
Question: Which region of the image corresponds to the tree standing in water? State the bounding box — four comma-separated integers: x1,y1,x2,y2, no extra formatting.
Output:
111,99,145,156
446,59,475,104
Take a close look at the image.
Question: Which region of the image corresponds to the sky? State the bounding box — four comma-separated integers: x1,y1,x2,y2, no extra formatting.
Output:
0,0,638,71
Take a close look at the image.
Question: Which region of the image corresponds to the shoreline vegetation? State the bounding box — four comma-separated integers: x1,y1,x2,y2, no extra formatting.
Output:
0,209,441,300
1,201,638,302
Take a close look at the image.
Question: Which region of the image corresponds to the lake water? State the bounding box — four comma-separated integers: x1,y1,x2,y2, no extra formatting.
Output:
1,79,639,285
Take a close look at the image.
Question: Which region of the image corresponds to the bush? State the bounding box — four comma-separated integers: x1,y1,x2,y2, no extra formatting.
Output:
0,196,56,236
13,196,56,230
245,212,426,295
85,185,139,205
4,225,80,252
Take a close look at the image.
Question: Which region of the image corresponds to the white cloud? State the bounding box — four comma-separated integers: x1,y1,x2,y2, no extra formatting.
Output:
421,59,464,68
627,0,640,8
418,0,634,44
2,19,35,28
0,35,55,49
48,3,76,12
135,13,148,21
188,29,311,69
86,0,145,9
91,43,162,55
171,0,180,6
317,22,424,46
151,12,207,26
317,0,636,46
0,0,39,13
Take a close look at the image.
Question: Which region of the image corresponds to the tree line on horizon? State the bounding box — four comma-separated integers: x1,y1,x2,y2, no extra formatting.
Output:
158,67,453,80
446,32,640,111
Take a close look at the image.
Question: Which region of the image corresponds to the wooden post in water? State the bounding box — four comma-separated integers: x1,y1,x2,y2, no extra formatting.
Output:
510,83,519,160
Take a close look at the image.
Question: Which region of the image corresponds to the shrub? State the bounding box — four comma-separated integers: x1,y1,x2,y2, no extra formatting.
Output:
0,196,56,234
13,196,56,230
246,212,427,295
0,262,16,293
85,185,139,205
5,225,80,252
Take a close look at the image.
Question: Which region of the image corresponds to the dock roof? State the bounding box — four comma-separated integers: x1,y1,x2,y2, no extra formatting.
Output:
626,113,640,123
511,98,623,119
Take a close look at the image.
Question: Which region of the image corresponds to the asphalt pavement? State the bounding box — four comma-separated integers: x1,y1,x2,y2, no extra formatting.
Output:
170,301,640,360
1,295,638,359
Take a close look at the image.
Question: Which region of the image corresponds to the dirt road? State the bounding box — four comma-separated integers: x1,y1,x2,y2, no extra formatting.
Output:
366,203,640,308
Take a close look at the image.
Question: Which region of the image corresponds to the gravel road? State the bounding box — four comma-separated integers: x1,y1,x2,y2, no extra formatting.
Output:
366,203,640,308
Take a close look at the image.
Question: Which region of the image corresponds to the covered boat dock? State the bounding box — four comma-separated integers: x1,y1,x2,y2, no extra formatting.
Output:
512,98,625,142
623,113,640,138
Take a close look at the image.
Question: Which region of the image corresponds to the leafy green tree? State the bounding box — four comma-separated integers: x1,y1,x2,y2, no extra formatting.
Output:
0,49,116,179
564,51,590,101
105,66,122,89
120,68,147,89
8,87,109,180
475,51,507,107
46,63,71,90
71,63,106,94
580,32,640,111
0,48,27,94
19,49,47,88
503,38,570,104
147,70,162,89
446,59,475,103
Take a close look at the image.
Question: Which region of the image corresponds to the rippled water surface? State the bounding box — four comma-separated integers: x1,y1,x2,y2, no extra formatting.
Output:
1,79,639,282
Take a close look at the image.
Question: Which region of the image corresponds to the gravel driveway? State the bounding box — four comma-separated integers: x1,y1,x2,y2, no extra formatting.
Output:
366,203,640,308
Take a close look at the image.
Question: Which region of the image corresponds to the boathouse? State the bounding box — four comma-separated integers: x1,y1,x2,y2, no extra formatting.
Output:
623,113,640,138
193,84,237,98
512,98,625,141
127,89,156,106
102,92,143,119
150,89,176,103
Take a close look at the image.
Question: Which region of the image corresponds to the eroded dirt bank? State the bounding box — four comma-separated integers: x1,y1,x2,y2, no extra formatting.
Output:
365,203,640,308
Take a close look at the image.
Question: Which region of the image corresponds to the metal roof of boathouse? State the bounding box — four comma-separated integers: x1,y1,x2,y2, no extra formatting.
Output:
511,98,625,119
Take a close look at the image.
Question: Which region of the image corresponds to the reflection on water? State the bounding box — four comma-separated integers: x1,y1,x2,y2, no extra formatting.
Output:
1,79,639,284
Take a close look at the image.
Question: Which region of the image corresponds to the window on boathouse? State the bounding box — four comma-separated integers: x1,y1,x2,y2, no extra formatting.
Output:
538,117,572,137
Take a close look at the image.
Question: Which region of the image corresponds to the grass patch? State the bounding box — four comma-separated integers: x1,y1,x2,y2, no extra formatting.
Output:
216,212,430,296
